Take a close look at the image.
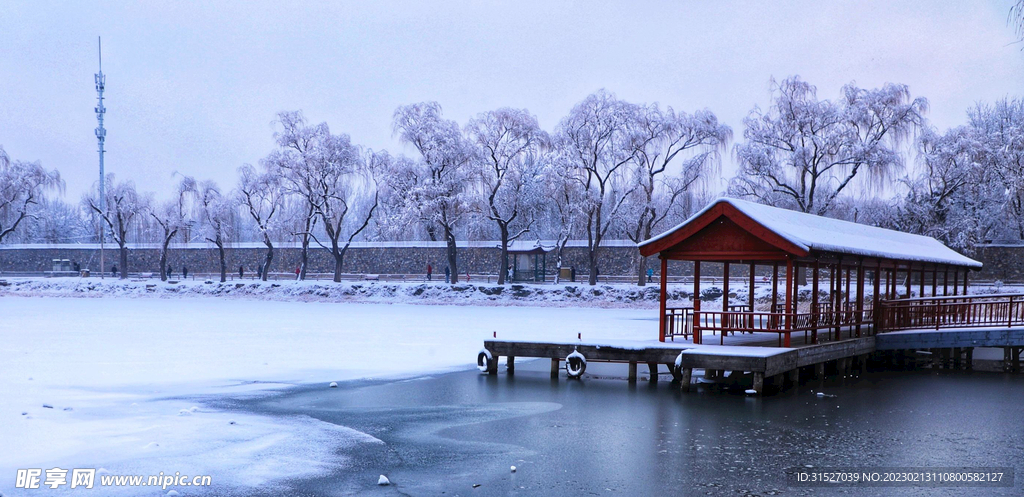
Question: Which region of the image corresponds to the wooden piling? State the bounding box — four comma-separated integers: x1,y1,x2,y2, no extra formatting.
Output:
752,372,764,395
680,368,692,392
507,355,515,374
647,362,659,382
550,358,559,378
628,361,637,383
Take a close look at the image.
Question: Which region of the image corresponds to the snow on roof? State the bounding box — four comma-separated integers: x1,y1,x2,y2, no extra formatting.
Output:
641,197,982,268
504,240,554,253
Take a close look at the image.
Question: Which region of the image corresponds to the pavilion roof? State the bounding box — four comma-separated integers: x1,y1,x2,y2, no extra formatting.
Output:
639,197,982,268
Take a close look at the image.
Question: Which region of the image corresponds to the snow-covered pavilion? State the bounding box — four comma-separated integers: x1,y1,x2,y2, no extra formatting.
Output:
638,198,983,346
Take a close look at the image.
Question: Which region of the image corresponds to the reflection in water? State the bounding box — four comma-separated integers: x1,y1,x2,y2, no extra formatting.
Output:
226,361,1023,496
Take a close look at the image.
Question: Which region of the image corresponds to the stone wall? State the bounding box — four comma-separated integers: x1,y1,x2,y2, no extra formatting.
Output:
2,243,1019,281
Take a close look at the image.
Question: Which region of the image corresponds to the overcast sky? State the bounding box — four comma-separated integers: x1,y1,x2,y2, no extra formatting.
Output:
1,1,1022,201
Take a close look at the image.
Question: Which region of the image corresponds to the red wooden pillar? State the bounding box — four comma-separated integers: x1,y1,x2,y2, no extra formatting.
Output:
855,261,865,338
943,266,949,296
931,267,937,297
873,261,882,333
918,266,925,298
963,269,969,295
905,263,913,299
722,262,730,344
693,261,701,345
748,262,756,316
659,256,668,342
834,259,843,341
771,263,779,314
845,266,852,309
723,262,730,312
811,259,820,344
953,268,959,296
784,257,793,347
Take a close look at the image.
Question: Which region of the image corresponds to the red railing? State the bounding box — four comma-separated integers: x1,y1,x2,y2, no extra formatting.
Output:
664,307,693,340
877,293,1024,332
663,306,874,345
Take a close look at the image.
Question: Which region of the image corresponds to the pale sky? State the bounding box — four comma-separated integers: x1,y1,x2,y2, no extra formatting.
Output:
1,1,1022,201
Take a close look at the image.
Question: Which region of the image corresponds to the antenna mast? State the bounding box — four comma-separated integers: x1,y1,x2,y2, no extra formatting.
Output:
95,37,107,278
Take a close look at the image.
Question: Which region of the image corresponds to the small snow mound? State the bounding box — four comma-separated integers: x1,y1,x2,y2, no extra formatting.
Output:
329,381,338,388
166,491,180,496
377,475,391,486
189,406,199,412
510,466,517,473
143,442,160,449
97,468,111,475
745,389,758,395
178,409,193,416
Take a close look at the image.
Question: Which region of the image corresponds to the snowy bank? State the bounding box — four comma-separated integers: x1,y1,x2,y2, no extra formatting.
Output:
0,277,693,308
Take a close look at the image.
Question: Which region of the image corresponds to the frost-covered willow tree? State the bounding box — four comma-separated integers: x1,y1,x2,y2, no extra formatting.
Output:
624,105,731,286
237,163,285,281
896,127,1000,253
85,175,151,279
1012,1,1024,44
149,176,197,281
393,102,476,284
0,146,63,244
314,146,383,282
542,152,585,284
970,98,1024,240
197,180,233,282
466,108,549,284
554,91,641,285
267,111,319,280
730,77,928,216
268,111,383,282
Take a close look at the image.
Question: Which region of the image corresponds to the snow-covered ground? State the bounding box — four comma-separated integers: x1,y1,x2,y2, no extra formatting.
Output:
1,295,657,495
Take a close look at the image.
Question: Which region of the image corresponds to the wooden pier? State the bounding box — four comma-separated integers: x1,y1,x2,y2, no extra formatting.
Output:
482,336,877,395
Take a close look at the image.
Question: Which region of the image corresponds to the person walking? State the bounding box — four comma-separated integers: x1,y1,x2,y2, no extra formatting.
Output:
167,264,174,279
182,266,189,280
427,263,433,281
111,265,118,278
295,265,301,280
444,265,451,284
257,265,263,279
646,267,654,284
507,265,513,283
239,265,245,279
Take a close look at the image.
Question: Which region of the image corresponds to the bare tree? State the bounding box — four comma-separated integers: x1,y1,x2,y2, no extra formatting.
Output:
554,90,640,285
149,176,197,280
197,180,233,282
0,146,63,244
85,174,151,279
624,104,731,285
466,108,549,284
730,77,927,215
393,102,476,284
237,164,285,281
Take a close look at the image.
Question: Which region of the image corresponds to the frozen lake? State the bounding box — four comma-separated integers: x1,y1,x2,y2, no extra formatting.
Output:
1,296,656,494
